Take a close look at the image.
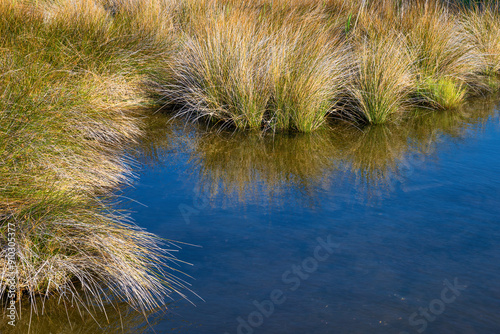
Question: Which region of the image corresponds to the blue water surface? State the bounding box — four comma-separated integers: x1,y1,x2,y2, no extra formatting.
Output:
124,103,500,334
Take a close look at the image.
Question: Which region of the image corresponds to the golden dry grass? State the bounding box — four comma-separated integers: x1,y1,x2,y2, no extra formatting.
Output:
349,33,415,123
151,0,500,128
0,0,191,328
463,3,500,87
2,0,500,330
161,5,351,131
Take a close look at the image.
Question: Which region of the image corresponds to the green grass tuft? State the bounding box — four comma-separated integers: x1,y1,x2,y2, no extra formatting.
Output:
419,78,467,109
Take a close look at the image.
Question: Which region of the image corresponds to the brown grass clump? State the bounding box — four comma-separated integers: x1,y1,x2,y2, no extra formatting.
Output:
0,0,191,328
349,33,415,124
161,5,351,132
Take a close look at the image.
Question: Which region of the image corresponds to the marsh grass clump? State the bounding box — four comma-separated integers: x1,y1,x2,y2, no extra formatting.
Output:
8,200,191,313
350,34,415,124
167,8,271,129
462,4,500,88
266,14,351,132
0,0,192,326
162,5,351,132
4,0,500,328
401,2,486,108
152,0,500,130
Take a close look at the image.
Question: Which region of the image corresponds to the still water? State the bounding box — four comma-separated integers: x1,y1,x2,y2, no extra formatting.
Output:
10,99,500,333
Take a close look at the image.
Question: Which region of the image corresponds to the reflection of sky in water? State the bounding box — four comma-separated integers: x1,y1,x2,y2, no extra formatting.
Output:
14,99,500,333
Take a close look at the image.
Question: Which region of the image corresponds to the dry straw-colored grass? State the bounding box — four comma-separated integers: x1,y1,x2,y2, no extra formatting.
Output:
0,0,192,328
350,33,415,124
463,3,500,84
3,0,500,330
161,4,351,132
402,3,485,108
150,0,500,128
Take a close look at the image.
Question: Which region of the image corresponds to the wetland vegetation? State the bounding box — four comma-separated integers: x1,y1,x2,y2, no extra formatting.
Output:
1,0,500,331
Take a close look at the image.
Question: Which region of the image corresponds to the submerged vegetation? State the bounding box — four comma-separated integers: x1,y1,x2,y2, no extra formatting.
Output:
1,0,500,330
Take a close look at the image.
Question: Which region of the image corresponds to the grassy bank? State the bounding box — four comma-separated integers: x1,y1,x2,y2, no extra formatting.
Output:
1,0,500,329
153,0,500,131
0,0,189,326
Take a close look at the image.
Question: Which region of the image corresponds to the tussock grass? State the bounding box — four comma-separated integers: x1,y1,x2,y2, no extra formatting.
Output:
161,6,351,132
401,2,486,108
3,0,500,328
150,0,500,128
0,0,191,328
167,8,272,129
350,34,415,124
463,3,500,87
266,14,350,132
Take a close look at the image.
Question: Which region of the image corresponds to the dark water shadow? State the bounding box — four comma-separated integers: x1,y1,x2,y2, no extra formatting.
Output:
0,294,175,334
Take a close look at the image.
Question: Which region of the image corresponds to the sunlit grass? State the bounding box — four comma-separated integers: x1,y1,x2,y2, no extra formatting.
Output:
0,0,189,326
267,14,350,132
3,0,500,328
350,34,415,124
401,2,486,107
462,3,500,88
161,5,351,132
152,0,500,128
418,78,468,109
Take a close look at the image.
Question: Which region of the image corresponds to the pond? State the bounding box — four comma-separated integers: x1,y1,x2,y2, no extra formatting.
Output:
9,99,500,333
128,98,500,334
